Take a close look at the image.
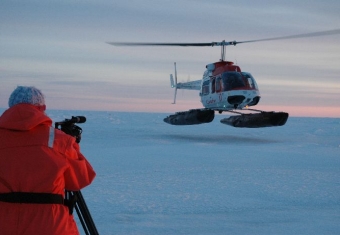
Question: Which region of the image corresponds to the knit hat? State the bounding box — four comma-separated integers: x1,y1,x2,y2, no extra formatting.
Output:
8,86,45,107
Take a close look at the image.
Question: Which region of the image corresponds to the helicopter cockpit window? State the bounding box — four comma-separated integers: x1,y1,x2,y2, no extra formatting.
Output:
241,72,259,90
222,72,246,91
216,77,222,92
202,80,210,95
211,77,216,93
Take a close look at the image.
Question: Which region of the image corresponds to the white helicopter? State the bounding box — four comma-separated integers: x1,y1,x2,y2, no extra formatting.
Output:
108,29,340,128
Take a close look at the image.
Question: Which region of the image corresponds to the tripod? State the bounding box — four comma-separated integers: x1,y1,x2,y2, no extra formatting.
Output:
65,190,99,235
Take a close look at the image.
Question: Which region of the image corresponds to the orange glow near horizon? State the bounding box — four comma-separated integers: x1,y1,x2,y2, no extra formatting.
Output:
43,98,340,118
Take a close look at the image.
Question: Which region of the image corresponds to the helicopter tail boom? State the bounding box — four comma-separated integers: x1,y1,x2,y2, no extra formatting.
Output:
173,80,202,90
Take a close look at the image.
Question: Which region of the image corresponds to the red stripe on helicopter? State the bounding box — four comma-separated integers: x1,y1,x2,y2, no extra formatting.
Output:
212,61,241,76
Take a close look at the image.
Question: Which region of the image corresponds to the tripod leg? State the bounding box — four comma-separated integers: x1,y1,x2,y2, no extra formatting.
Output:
73,191,99,235
74,202,91,235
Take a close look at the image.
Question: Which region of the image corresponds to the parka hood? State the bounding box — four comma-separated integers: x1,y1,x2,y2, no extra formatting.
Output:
0,104,52,131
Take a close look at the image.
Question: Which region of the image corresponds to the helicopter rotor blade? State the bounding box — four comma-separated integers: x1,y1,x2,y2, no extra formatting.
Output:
234,28,340,45
106,42,214,47
107,29,340,47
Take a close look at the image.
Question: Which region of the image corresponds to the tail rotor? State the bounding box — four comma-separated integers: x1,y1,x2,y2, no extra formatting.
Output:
170,62,178,104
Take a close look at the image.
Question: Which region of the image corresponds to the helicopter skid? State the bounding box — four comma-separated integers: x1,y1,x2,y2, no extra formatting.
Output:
220,111,289,128
164,109,215,125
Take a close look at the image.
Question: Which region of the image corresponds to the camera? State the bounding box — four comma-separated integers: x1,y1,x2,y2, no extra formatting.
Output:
55,116,86,143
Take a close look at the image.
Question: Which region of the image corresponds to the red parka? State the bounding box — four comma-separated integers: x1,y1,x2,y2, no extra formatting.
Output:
0,104,96,235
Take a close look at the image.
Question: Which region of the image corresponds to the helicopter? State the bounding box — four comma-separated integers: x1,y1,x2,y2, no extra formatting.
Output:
108,29,340,128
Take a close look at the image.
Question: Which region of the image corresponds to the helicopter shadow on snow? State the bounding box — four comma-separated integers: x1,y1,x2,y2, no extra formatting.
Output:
161,133,281,145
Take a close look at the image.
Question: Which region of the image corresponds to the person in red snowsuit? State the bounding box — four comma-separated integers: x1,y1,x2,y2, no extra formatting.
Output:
0,86,96,235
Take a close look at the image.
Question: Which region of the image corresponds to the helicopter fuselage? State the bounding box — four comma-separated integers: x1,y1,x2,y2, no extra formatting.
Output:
200,61,261,111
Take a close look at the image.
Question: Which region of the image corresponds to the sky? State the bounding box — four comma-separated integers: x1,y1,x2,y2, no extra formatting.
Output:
1,0,340,117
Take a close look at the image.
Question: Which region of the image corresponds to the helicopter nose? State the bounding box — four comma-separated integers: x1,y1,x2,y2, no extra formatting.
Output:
228,95,245,105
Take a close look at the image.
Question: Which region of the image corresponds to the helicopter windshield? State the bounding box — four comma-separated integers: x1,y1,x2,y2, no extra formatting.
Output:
241,72,259,90
221,72,246,91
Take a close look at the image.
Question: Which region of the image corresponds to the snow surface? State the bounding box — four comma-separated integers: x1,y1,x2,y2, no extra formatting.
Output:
47,111,340,235
7,108,340,235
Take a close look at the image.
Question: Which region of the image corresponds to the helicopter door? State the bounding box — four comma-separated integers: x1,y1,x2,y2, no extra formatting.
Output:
215,76,222,93
201,80,210,96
